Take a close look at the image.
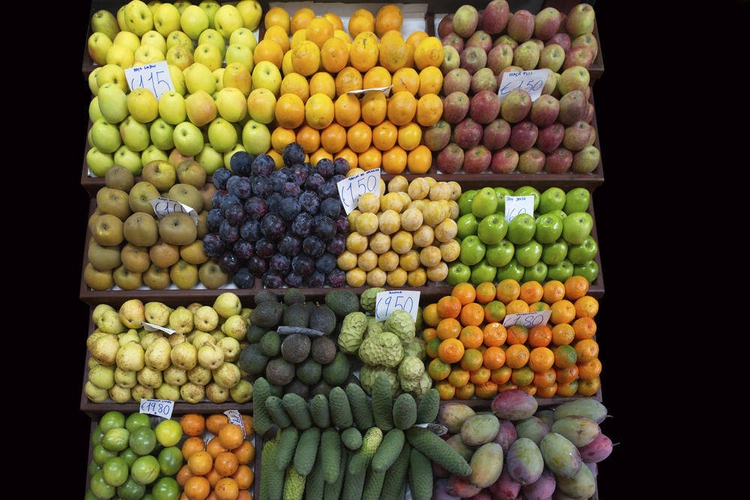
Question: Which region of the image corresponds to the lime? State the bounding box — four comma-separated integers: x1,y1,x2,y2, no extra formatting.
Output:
93,442,118,466
91,424,105,446
154,419,183,447
99,410,126,433
119,447,139,467
89,470,116,499
157,446,183,476
131,455,161,485
116,476,147,500
101,456,130,487
102,427,131,452
84,489,98,500
88,459,102,478
129,425,157,456
151,476,180,500
126,412,153,432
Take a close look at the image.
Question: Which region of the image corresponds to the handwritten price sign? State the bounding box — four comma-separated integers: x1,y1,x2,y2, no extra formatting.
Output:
375,290,420,322
504,195,535,221
337,169,381,214
125,60,174,100
498,69,550,102
139,398,174,419
503,310,551,329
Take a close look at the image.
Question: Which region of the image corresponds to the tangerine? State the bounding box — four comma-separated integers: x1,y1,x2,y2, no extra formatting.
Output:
572,316,597,340
496,278,521,303
564,275,590,300
417,66,443,98
550,299,576,324
349,31,380,72
291,39,321,76
528,346,555,372
436,295,462,319
475,282,497,304
519,280,544,304
458,324,484,349
528,324,553,347
574,295,599,319
406,144,432,174
428,357,451,380
505,343,530,369
183,475,211,500
460,347,484,371
542,279,566,304
375,4,404,37
482,345,506,370
490,365,512,385
305,16,334,49
358,146,382,171
180,413,206,437
459,302,485,327
434,379,456,400
474,380,499,399
218,423,245,450
482,322,507,347
506,324,529,345
438,337,465,364
335,66,363,96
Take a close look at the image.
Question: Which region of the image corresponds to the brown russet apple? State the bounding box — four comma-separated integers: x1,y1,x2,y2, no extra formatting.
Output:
509,120,539,151
462,144,492,173
482,118,512,151
453,117,484,149
87,237,122,271
544,147,574,174
96,186,132,221
83,262,115,291
486,43,514,74
517,147,545,173
507,9,535,42
442,91,471,124
470,67,498,94
142,159,177,191
469,90,501,125
459,46,487,75
112,264,143,290
490,147,519,173
159,211,198,246
534,7,563,41
436,143,465,174
91,213,125,247
563,121,596,151
423,119,453,152
529,94,560,127
180,239,210,265
558,89,588,125
128,180,161,215
199,183,217,210
123,211,159,247
443,68,472,96
499,88,532,123
170,258,200,290
176,159,207,188
199,258,230,288
104,164,135,192
168,183,204,212
149,238,181,268
481,0,510,35
536,122,566,153
466,30,493,53
120,242,152,274
196,210,209,238
142,263,171,289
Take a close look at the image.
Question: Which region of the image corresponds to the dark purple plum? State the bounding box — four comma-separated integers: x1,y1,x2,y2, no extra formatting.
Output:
330,173,345,185
243,196,267,220
283,142,305,166
219,251,241,274
290,163,308,186
315,157,335,179
291,212,313,238
302,236,326,258
232,238,254,262
269,253,291,274
277,234,301,257
266,192,283,213
240,219,261,242
262,270,285,288
211,189,230,210
206,208,224,232
251,153,275,176
320,197,342,219
282,181,301,198
326,233,346,255
284,272,303,288
247,254,267,276
318,180,338,199
304,172,325,192
211,168,232,189
226,175,253,199
292,254,315,276
260,212,286,240
315,252,337,274
255,238,276,259
251,176,273,197
222,201,246,226
232,267,255,288
278,197,301,221
219,219,240,244
202,232,226,257
229,151,254,176
299,191,320,215
219,192,241,212
304,270,325,287
269,168,289,192
326,268,346,287
333,157,350,175
334,215,349,234
313,215,336,241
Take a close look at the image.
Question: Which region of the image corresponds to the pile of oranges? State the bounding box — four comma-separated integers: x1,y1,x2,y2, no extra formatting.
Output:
176,413,255,500
422,276,602,401
259,4,445,174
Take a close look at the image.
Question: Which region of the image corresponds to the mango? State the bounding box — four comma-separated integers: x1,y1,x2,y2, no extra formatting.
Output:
468,442,504,488
445,433,475,463
551,415,600,447
489,468,521,499
460,412,501,446
514,415,550,445
492,418,518,454
491,389,538,421
556,459,597,499
521,467,556,500
506,437,544,485
553,398,607,424
539,432,582,479
578,432,613,463
438,402,476,434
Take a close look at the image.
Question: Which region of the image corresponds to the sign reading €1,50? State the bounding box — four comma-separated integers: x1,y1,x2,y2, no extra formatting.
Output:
125,60,174,100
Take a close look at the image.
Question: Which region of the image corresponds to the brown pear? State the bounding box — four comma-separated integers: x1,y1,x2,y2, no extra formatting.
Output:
159,211,198,246
104,164,135,191
142,263,172,290
123,211,159,247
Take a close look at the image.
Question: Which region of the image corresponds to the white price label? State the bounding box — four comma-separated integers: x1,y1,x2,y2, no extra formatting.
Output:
125,60,174,100
504,195,535,221
502,310,552,329
498,69,550,103
151,197,200,224
337,169,381,214
375,290,420,322
139,398,174,420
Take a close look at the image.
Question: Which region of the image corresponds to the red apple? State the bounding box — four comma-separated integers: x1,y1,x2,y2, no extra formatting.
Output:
563,46,595,70
547,32,571,52
557,89,588,125
459,46,487,75
562,120,596,151
466,30,493,53
469,90,501,125
490,146,519,173
463,144,492,173
442,91,471,124
487,43,514,74
544,147,573,173
471,67,498,94
443,68,472,96
535,122,565,153
437,13,454,39
453,117,484,149
423,119,453,152
481,0,510,35
436,142,465,174
494,34,518,50
507,9,535,43
529,94,560,127
534,7,563,41
517,147,545,173
482,118,511,151
499,88,532,123
441,32,464,53
509,120,539,151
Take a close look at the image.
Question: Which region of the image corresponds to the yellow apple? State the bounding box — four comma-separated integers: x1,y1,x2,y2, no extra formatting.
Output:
222,62,252,97
140,30,167,54
168,64,187,95
117,5,128,31
90,117,123,153
251,60,282,97
89,67,102,95
119,115,152,152
113,30,141,53
235,0,262,31
158,90,187,124
215,87,248,123
90,9,120,41
213,4,244,39
152,2,181,37
123,0,154,37
87,146,116,177
207,117,239,153
229,27,257,51
133,44,165,66
105,44,135,69
127,87,160,123
185,90,218,127
97,82,130,124
114,145,145,175
166,30,194,52
223,143,246,169
195,143,225,174
199,1,221,29
225,44,254,73
197,28,227,58
89,96,105,122
141,144,170,165
183,62,216,95
193,42,223,72
180,4,209,40
245,88,276,124
173,121,206,157
241,119,271,155
97,63,129,92
88,32,113,66
212,68,225,92
173,1,192,14
150,118,176,150
165,44,194,70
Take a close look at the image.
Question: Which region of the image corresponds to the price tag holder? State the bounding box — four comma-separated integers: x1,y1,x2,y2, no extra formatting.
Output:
139,398,174,420
375,290,420,322
504,195,534,221
151,197,200,224
125,60,174,100
337,169,381,214
498,69,550,103
503,310,552,329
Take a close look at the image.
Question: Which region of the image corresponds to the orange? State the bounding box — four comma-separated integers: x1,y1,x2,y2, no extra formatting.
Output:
574,295,599,319
309,72,336,99
214,450,240,477
206,414,229,435
426,337,441,359
177,464,194,487
506,324,529,345
305,92,335,130
347,121,373,153
348,9,375,39
528,301,550,312
361,90,388,125
379,30,408,73
406,144,432,174
182,436,207,460
482,345,506,370
206,436,230,459
253,39,284,68
291,39,321,76
310,147,334,165
550,299,576,324
484,300,507,323
447,366,470,387
422,302,440,327
435,379,456,400
422,326,438,343
577,376,601,396
232,439,255,465
320,36,349,74
271,149,286,168
271,126,298,154
335,147,358,169
577,358,602,381
574,338,599,363
218,423,245,450
506,299,530,315
335,66,363,96
206,467,223,488
264,24,291,53
391,67,420,96
553,344,578,369
323,12,344,32
436,295,462,319
417,66,443,97
454,381,476,400
428,357,451,380
556,379,579,397
438,337,465,364
320,122,347,154
556,364,579,384
241,414,254,438
511,365,535,386
528,324,553,347
528,346,555,372
475,380,499,399
542,279,566,304
334,93,361,127
564,275,590,300
387,90,417,126
490,365,512,385
231,463,254,489
289,28,307,50
305,16,334,49
482,322,507,347
551,323,576,345
280,72,310,102
572,316,597,340
469,366,491,385
405,30,429,50
459,348,484,371
475,282,497,304
505,343,530,369
296,124,321,153
181,413,206,437
397,121,422,151
459,302,485,327
187,450,214,476
496,278,521,303
375,4,403,37
451,282,477,306
214,477,239,500
358,146,382,171
274,93,305,129
519,281,544,304
372,120,399,151
183,475,211,500
349,31,380,72
535,375,558,393
264,6,291,35
382,145,408,174
290,7,316,34
458,325,484,349
363,66,392,90
413,36,444,70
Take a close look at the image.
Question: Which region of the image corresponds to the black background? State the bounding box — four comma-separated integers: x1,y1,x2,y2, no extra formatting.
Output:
60,0,732,496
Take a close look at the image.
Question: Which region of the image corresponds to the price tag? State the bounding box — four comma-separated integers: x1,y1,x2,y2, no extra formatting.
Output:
337,169,381,214
502,310,552,329
139,398,174,420
140,321,177,335
498,69,550,103
151,197,200,224
504,195,534,221
224,410,246,436
375,290,420,322
125,61,174,100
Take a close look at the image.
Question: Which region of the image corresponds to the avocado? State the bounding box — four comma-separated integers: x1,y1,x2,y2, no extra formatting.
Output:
295,357,323,386
311,336,337,365
322,351,352,386
250,300,285,329
324,289,360,317
265,356,296,387
309,305,337,335
259,330,281,357
282,302,310,328
237,343,268,376
283,288,306,306
280,332,311,364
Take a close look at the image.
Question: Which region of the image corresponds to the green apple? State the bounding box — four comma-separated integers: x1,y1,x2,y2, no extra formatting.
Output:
123,0,154,37
97,82,129,124
514,239,542,267
574,260,599,283
141,144,169,165
459,234,486,266
87,146,116,177
168,64,187,96
173,121,205,157
513,185,541,212
538,186,566,214
166,44,194,70
166,30,194,53
158,90,187,125
477,213,508,245
567,235,598,265
113,145,144,175
199,1,221,28
485,239,515,268
470,259,497,285
456,213,479,240
457,189,477,216
546,258,574,282
89,67,102,95
251,60,282,97
225,44,254,73
180,4,209,40
119,116,151,152
215,86,249,123
541,239,568,266
89,96,104,122
196,143,227,174
523,261,548,283
564,187,591,214
241,119,271,156
152,2,181,37
96,63,128,93
230,27,258,51
495,257,524,282
193,42,223,72
140,30,167,55
446,261,471,286
494,187,514,214
213,4,244,39
207,117,239,153
127,87,159,124
90,9,120,41
90,118,122,154
235,0,262,31
116,5,127,31
506,212,536,245
561,211,593,245
213,67,226,92
149,118,176,150
88,32,113,66
534,212,563,244
471,187,498,219
183,62,216,95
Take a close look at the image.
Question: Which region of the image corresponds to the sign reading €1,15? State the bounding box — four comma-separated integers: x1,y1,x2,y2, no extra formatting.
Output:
125,60,174,100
